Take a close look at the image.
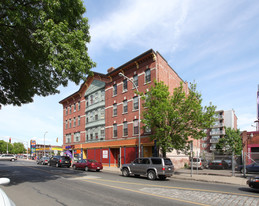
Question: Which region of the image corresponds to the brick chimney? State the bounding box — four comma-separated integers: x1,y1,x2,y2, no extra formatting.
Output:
107,67,115,73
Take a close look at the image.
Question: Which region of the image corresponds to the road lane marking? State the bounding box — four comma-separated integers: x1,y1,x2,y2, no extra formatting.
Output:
84,179,259,198
83,179,210,206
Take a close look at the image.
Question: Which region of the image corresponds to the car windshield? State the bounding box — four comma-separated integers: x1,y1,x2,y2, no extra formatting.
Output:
193,158,200,162
88,159,97,163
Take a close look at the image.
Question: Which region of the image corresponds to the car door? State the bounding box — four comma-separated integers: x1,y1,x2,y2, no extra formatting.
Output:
139,158,150,174
130,158,142,174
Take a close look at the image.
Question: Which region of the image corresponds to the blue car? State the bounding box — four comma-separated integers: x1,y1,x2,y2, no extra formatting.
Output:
238,162,259,174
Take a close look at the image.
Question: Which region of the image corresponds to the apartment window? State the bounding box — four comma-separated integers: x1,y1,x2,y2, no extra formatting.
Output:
123,122,128,136
133,75,138,87
69,119,71,128
145,124,151,134
73,117,76,127
113,104,117,116
95,111,98,121
101,127,105,139
65,120,68,129
101,89,105,101
86,96,89,107
123,79,127,92
113,84,117,96
86,130,89,142
90,129,94,140
90,95,94,105
66,134,71,143
69,106,71,114
145,69,151,83
74,103,76,112
65,107,68,115
95,132,98,139
100,108,105,119
133,119,139,135
95,92,98,103
202,143,207,148
74,132,80,142
133,96,139,110
113,124,117,138
78,101,81,111
78,116,80,126
123,100,128,113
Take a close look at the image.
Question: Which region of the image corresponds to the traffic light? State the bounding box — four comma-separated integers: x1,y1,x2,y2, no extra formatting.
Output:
9,138,11,143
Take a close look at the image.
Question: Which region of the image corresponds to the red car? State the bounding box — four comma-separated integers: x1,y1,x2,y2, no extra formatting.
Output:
72,159,103,171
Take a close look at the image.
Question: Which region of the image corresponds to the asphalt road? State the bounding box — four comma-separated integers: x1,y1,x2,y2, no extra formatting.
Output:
1,160,259,206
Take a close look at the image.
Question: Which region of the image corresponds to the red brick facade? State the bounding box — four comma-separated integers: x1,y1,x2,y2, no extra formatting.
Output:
60,49,192,167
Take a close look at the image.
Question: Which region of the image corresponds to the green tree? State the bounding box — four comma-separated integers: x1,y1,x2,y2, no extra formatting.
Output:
12,142,26,154
142,81,216,157
0,0,95,106
216,127,242,155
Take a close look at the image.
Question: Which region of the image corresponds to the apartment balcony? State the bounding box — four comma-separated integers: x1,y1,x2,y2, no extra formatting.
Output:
210,130,225,136
212,123,224,128
210,138,219,144
210,146,216,151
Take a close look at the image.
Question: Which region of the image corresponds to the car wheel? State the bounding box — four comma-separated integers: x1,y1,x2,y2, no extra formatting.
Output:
122,168,130,177
73,165,76,170
241,168,247,174
147,170,156,180
48,162,51,166
84,166,89,171
56,163,59,167
11,159,15,162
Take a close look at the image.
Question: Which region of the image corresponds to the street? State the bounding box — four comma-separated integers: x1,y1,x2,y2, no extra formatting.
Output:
1,160,259,206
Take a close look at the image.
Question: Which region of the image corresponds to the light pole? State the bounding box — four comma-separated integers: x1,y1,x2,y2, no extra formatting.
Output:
44,131,48,157
119,72,141,158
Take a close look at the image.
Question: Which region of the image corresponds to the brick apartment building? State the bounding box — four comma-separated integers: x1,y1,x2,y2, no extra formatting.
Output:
59,49,199,167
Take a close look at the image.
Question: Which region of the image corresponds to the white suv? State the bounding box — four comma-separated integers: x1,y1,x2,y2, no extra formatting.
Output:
0,154,17,161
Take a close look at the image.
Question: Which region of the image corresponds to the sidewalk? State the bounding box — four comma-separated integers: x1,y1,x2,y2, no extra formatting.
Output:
103,166,248,186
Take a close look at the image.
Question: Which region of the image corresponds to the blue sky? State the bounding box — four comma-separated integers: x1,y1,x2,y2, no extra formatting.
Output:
0,0,259,146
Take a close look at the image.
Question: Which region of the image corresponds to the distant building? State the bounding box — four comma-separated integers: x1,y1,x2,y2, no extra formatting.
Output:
201,109,238,154
35,144,63,158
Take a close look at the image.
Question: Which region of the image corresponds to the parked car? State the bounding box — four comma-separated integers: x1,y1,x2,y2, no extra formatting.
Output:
37,157,50,165
238,162,259,174
48,156,71,168
247,176,259,189
0,178,16,206
121,157,174,180
0,154,17,161
208,160,229,169
190,158,209,169
72,159,103,171
222,159,237,169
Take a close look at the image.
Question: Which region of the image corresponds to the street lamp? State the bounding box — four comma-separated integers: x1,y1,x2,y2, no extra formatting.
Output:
119,72,141,158
44,131,48,157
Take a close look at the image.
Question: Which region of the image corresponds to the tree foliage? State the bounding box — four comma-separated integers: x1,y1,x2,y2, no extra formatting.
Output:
142,81,216,156
216,127,242,155
0,140,26,154
0,0,95,106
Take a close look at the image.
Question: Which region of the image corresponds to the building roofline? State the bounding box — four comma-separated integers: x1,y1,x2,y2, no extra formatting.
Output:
59,72,106,104
108,49,155,76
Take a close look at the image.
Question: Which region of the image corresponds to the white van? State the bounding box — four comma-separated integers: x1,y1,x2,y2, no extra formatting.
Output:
0,154,17,161
191,158,209,170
